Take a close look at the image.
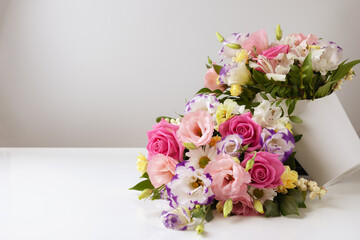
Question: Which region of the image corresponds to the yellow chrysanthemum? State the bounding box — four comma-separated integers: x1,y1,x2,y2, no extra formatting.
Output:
215,99,237,128
209,136,222,147
232,49,249,63
279,166,298,192
136,152,148,173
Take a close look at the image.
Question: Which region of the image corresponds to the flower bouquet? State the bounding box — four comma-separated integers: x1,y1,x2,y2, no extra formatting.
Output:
130,26,360,233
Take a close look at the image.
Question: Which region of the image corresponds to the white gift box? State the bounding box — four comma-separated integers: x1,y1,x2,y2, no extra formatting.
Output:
293,93,360,186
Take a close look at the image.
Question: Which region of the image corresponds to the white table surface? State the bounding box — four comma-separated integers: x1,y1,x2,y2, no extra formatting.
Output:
1,148,360,240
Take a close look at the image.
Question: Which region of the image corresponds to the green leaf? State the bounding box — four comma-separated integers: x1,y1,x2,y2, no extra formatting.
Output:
259,92,268,100
196,88,212,95
140,172,149,179
264,200,280,217
283,152,296,170
330,59,360,82
192,208,205,218
275,100,282,107
294,134,303,142
288,99,297,115
129,179,154,191
213,65,223,75
285,99,292,107
277,195,300,216
287,189,307,208
289,115,303,123
314,81,336,98
205,209,214,222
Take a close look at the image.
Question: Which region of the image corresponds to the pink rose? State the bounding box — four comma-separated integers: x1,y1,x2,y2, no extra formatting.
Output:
177,110,214,147
147,154,178,188
147,119,184,161
231,195,259,216
219,112,262,152
261,45,289,60
204,67,226,91
204,154,250,201
242,28,269,57
241,151,285,188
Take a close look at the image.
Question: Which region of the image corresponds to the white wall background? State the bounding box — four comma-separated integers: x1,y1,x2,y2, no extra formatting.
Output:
0,0,359,147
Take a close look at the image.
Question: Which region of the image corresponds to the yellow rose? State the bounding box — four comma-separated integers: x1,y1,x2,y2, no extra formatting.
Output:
136,152,148,173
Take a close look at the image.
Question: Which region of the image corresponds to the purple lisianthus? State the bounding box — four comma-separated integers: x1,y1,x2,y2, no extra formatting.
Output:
216,134,244,157
184,94,220,116
260,128,295,162
166,161,214,209
161,206,196,231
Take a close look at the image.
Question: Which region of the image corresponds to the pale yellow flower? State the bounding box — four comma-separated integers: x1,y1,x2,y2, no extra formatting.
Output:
232,49,249,63
215,99,238,128
136,152,148,173
230,84,242,96
278,166,298,193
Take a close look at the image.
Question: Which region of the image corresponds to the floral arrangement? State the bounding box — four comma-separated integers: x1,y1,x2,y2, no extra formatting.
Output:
130,26,359,234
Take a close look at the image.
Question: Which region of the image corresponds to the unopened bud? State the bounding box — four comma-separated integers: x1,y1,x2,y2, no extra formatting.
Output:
216,32,225,43
216,201,224,213
313,186,320,194
319,189,326,196
300,184,307,191
183,142,197,150
253,200,264,214
223,199,233,218
138,189,152,200
226,43,241,49
276,24,282,40
196,224,204,234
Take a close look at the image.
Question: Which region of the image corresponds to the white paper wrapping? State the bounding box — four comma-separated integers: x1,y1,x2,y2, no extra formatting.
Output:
293,93,360,186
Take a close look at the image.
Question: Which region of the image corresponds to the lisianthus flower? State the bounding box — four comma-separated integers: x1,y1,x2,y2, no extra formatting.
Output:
166,161,214,209
177,110,214,148
260,128,295,162
147,119,185,161
204,154,250,201
186,145,217,169
147,154,178,188
219,32,249,60
219,112,262,152
242,28,269,57
184,94,220,117
215,99,245,129
161,206,196,231
204,67,227,91
311,40,343,75
216,134,243,157
248,186,277,204
252,100,282,129
241,151,285,188
218,61,253,86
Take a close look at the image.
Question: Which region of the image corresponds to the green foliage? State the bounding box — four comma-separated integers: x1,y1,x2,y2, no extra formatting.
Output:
289,115,303,123
287,99,297,115
264,200,280,217
129,179,154,191
205,209,214,222
277,195,300,216
283,151,296,170
294,134,303,142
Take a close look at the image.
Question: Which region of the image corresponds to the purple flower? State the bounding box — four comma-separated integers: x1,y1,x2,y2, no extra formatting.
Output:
166,161,214,209
260,128,295,162
160,206,195,231
216,134,244,157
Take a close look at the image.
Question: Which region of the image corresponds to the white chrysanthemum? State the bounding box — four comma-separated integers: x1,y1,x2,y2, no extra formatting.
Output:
167,161,214,209
248,186,277,204
186,145,217,170
252,101,282,128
